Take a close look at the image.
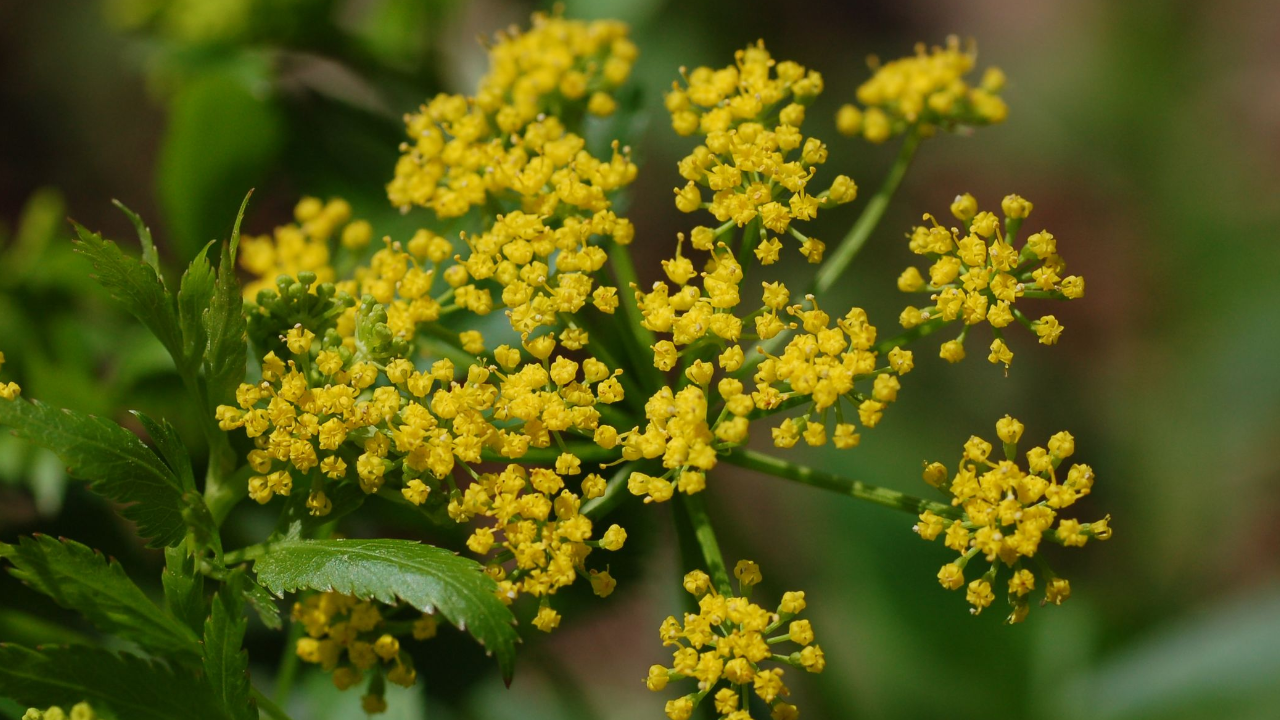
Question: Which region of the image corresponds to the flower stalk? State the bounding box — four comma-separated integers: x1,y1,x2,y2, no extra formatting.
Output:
723,446,959,518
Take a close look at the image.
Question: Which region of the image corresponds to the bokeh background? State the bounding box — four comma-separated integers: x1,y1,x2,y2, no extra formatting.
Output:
2,0,1279,718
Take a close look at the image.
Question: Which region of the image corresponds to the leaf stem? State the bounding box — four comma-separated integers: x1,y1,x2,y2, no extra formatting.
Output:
678,491,733,596
814,130,921,295
722,447,959,519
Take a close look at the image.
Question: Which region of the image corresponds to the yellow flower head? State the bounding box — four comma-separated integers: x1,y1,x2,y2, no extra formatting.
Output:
648,560,822,716
667,41,854,263
897,195,1083,368
915,417,1111,622
837,37,1008,143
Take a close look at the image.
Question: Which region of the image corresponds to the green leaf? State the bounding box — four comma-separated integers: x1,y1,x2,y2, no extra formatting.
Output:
0,536,199,656
254,538,519,681
130,411,221,558
202,193,251,411
163,546,207,635
0,644,230,720
238,574,282,631
0,397,188,547
72,222,183,364
202,591,255,720
178,242,216,370
131,411,195,492
112,199,161,273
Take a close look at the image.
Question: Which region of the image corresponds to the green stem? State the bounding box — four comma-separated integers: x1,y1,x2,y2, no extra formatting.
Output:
481,442,618,465
274,619,305,706
735,133,922,378
606,243,664,392
736,218,762,270
222,541,270,566
814,130,921,295
873,316,948,355
205,464,252,527
252,687,294,720
723,447,959,518
536,648,599,720
679,491,732,596
580,461,638,519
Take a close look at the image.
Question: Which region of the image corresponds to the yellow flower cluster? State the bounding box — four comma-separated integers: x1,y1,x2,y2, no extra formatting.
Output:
897,193,1082,367
216,14,653,646
449,461,627,625
217,317,623,508
444,207,630,337
836,38,1007,143
756,298,911,450
333,236,453,341
914,416,1111,622
387,14,637,218
0,350,19,400
627,251,914,502
646,562,823,720
218,287,629,617
379,15,640,343
21,703,96,720
293,592,438,710
239,197,363,298
666,42,856,264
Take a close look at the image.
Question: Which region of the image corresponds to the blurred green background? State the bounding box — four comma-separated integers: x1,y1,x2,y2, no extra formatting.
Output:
2,0,1279,718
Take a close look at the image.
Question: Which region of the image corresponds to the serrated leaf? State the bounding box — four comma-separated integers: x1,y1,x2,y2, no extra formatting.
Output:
239,575,282,631
178,242,216,370
254,538,519,681
163,546,208,635
72,222,182,364
130,411,221,558
202,591,255,720
112,199,161,273
202,193,251,410
0,644,230,720
0,397,187,547
0,536,199,656
131,411,195,492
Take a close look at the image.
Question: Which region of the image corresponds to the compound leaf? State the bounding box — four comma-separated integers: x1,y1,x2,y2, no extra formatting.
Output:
0,536,200,656
0,644,230,720
201,591,255,720
201,193,251,410
0,397,189,547
72,222,182,364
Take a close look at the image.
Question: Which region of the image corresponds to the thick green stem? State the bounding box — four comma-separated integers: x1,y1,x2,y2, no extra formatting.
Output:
814,130,921,295
205,464,251,527
723,447,958,519
181,365,241,528
678,491,732,596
